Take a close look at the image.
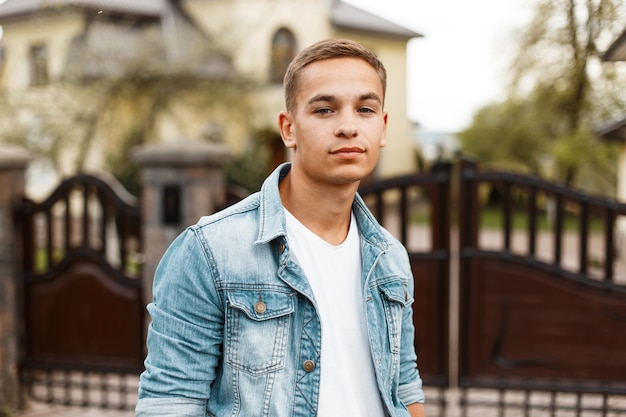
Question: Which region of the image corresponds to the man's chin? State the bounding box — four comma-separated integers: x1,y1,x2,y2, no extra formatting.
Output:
329,168,372,185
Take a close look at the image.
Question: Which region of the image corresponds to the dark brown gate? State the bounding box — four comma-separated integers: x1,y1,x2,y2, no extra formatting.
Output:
14,161,626,414
360,158,626,416
457,159,626,415
17,173,144,409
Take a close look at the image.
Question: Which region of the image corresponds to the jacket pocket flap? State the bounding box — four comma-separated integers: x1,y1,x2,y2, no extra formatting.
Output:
379,280,413,307
227,290,295,320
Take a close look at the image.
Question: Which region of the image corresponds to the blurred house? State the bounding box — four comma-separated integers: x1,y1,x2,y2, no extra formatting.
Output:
411,122,459,165
600,27,626,204
0,0,422,197
600,27,626,250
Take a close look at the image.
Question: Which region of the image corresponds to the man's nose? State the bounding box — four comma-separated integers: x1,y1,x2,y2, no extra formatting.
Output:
334,112,358,138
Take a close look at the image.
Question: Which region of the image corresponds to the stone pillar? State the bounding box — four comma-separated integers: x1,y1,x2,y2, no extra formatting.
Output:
132,139,231,304
0,145,33,411
617,145,626,275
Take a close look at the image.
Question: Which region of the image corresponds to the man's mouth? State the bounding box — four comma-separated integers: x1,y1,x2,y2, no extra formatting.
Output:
331,147,365,154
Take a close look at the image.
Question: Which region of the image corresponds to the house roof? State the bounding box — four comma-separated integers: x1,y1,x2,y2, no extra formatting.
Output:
0,0,423,40
0,0,167,20
596,118,626,142
602,27,626,61
0,0,231,78
330,1,422,39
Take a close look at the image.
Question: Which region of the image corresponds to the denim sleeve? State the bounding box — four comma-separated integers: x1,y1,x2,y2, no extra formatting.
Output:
398,248,426,405
137,228,224,411
136,397,207,416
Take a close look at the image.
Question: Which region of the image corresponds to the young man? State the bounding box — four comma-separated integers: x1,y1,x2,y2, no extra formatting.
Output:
136,39,426,417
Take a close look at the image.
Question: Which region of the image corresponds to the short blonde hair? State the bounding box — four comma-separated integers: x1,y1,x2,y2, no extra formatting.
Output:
283,39,387,113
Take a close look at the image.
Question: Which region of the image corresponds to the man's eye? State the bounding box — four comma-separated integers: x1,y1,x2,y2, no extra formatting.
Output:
315,108,332,115
357,108,375,113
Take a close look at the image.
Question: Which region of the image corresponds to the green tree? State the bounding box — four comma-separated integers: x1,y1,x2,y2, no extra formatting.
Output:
458,94,554,174
459,0,625,194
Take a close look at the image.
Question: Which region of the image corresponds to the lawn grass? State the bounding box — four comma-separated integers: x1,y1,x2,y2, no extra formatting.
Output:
33,247,141,278
478,206,605,232
410,206,606,232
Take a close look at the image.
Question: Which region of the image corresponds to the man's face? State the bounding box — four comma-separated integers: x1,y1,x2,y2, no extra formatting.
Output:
279,57,387,186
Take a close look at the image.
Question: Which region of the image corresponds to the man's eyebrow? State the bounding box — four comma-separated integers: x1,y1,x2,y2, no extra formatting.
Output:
360,92,382,103
306,93,382,105
307,94,335,105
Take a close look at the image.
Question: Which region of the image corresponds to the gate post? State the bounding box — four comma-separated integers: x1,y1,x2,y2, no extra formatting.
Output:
0,145,33,411
132,139,231,305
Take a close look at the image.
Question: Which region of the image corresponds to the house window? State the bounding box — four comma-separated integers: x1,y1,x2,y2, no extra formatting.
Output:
270,28,296,84
29,43,49,86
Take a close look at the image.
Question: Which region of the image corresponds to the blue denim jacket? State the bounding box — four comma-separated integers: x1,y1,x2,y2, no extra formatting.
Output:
136,163,425,417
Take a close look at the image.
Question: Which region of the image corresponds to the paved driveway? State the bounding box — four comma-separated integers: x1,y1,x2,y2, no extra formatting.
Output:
15,402,135,417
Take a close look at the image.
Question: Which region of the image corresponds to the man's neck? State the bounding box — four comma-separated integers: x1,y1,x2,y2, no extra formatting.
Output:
279,171,359,246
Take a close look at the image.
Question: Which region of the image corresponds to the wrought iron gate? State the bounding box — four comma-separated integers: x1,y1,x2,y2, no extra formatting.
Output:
17,173,143,409
14,160,626,415
360,158,626,416
456,159,626,416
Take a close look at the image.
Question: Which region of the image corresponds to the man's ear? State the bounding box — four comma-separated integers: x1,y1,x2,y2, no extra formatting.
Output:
379,111,388,148
278,111,297,149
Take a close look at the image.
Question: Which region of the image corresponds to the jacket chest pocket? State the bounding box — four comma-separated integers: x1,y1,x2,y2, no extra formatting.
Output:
379,280,413,354
225,289,295,376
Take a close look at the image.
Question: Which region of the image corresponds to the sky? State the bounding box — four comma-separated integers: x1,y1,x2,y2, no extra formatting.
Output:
0,0,533,132
345,0,533,132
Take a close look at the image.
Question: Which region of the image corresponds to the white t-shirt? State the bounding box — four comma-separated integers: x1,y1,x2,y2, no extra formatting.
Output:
285,209,386,417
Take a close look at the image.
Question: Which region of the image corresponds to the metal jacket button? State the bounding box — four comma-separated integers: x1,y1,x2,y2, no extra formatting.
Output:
254,301,267,314
303,360,316,372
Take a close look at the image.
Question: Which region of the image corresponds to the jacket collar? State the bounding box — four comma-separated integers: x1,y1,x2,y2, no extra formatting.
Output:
255,162,390,252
